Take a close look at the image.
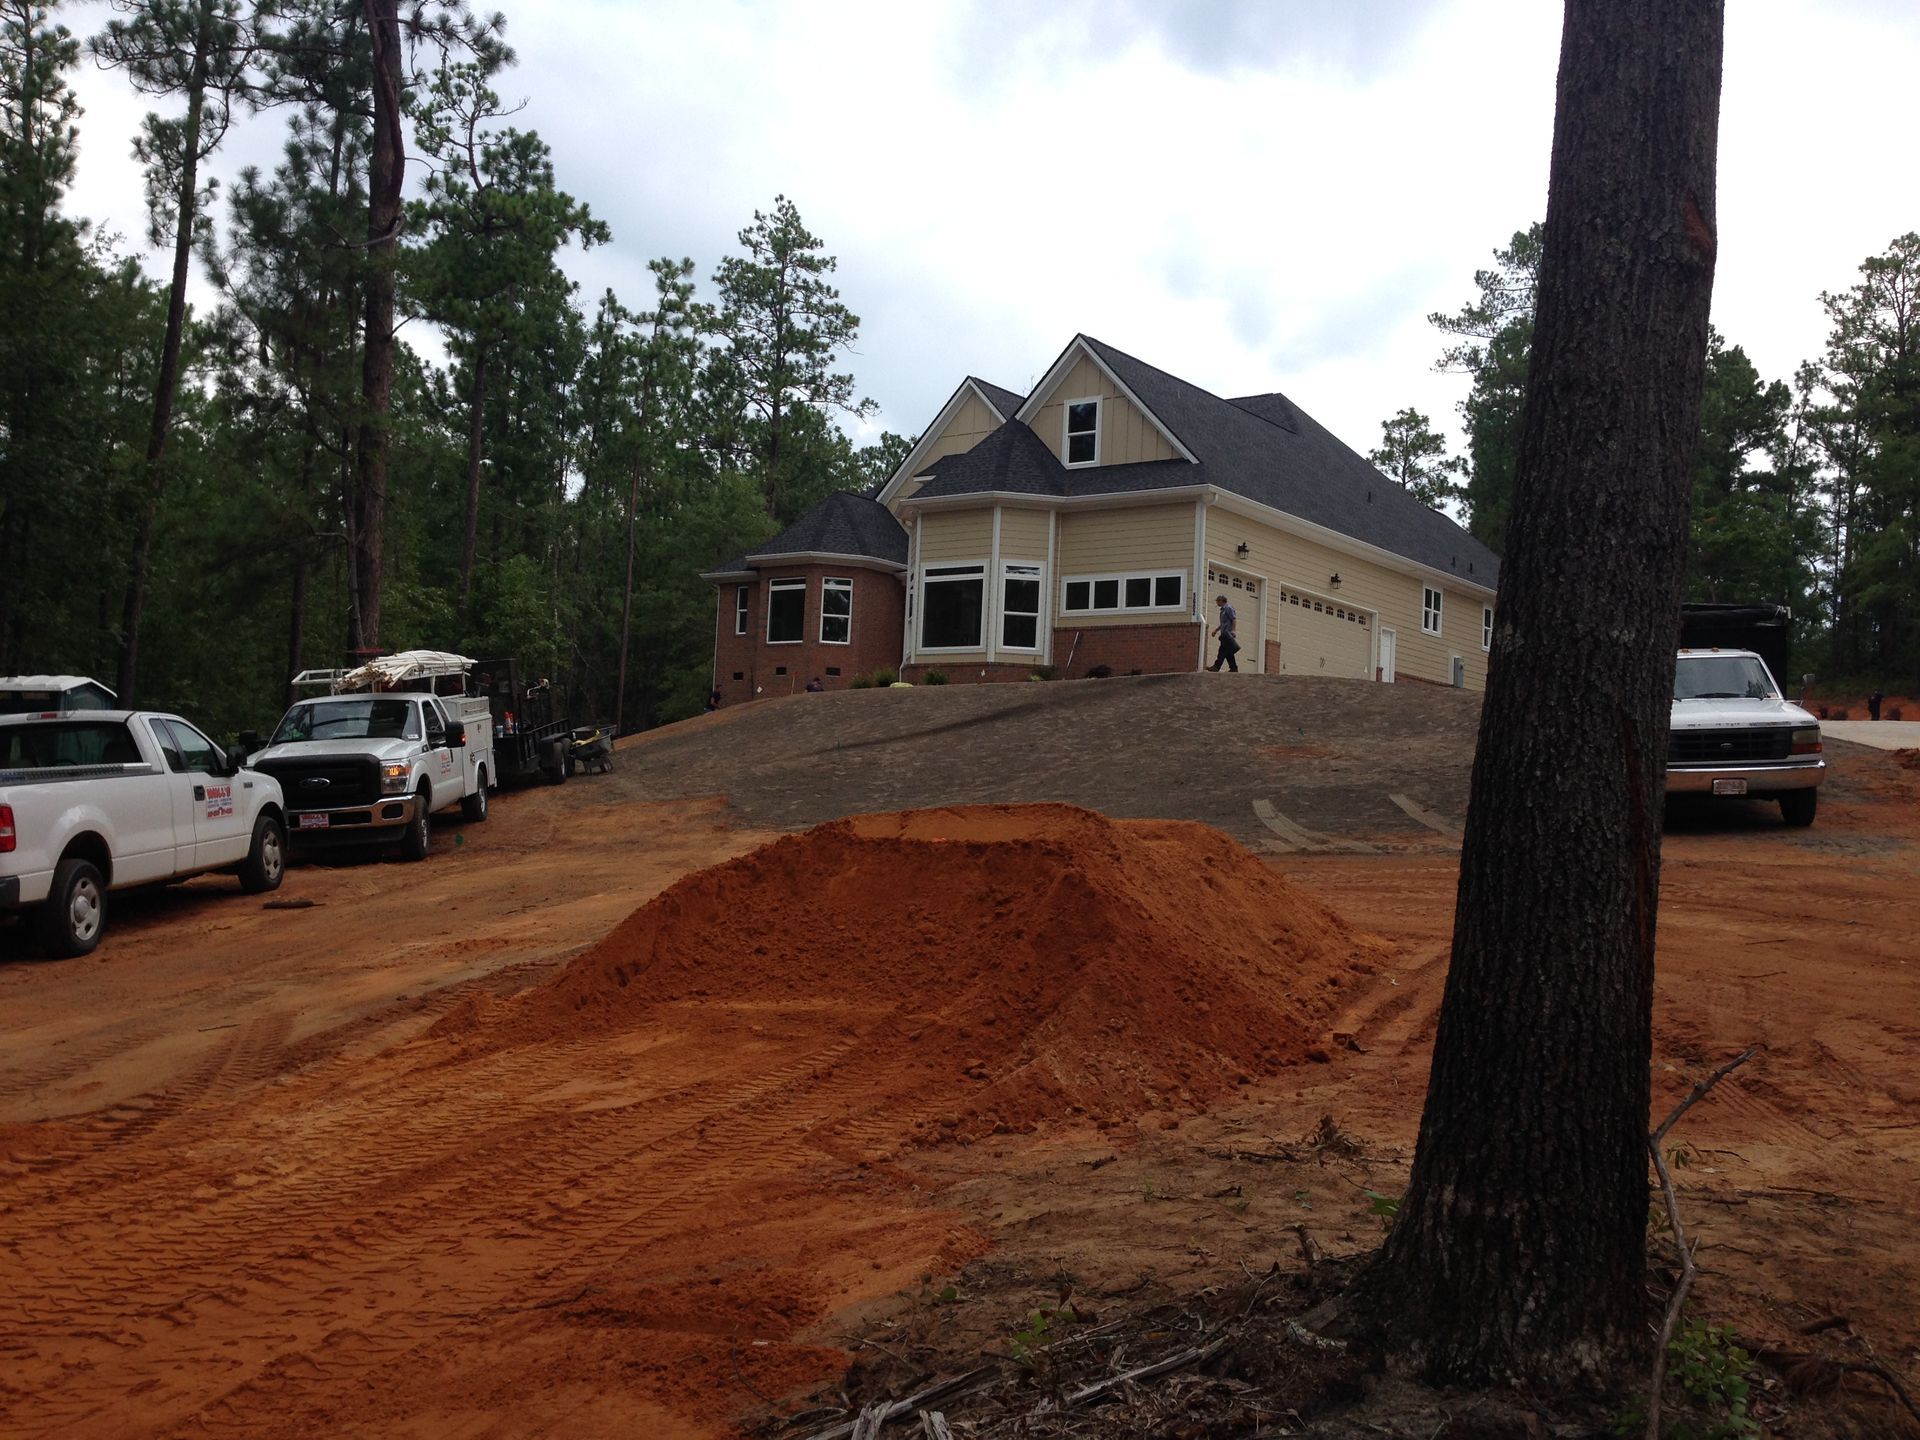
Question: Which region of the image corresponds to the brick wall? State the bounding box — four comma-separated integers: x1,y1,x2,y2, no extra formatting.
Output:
1054,622,1201,679
1264,639,1282,674
711,566,905,706
902,662,1036,684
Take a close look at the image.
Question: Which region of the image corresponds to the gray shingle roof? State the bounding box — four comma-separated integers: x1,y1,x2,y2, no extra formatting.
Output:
970,377,1025,419
746,490,907,566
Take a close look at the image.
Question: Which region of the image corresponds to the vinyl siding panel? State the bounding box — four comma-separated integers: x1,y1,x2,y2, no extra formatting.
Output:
894,391,1006,504
999,508,1050,561
1029,353,1180,466
1055,504,1196,630
916,509,993,564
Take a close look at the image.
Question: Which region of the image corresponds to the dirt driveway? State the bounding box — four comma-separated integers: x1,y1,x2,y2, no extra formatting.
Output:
2,679,1916,1437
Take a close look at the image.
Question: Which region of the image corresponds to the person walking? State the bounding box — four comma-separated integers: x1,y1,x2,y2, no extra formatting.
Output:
1207,594,1240,673
1868,689,1884,721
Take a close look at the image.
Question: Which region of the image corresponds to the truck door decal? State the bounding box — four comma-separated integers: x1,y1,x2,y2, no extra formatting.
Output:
205,783,234,819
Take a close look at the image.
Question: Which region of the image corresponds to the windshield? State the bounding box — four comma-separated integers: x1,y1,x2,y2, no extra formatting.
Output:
1,720,140,769
1674,654,1778,701
271,697,420,745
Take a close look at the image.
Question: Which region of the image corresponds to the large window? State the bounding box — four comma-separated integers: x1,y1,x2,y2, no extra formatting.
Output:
1482,604,1493,652
1422,585,1443,636
1001,564,1042,651
1062,570,1184,615
767,579,805,644
820,577,852,644
1064,398,1099,465
735,585,749,636
920,564,985,650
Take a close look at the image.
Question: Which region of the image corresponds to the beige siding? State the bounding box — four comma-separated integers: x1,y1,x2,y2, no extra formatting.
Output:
999,507,1050,561
1202,506,1491,690
892,390,1006,506
917,509,993,564
1055,504,1196,629
1028,352,1180,466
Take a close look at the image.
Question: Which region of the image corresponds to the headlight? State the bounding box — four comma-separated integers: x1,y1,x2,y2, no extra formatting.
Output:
381,762,412,793
1791,726,1822,755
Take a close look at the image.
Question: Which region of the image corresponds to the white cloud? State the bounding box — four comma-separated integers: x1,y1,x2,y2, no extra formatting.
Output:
58,0,1920,472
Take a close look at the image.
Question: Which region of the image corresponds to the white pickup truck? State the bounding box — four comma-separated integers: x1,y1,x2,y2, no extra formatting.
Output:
1,711,287,956
1667,647,1825,827
248,654,495,860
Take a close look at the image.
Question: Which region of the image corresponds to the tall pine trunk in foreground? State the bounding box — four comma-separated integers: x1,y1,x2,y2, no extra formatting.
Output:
1355,0,1723,1385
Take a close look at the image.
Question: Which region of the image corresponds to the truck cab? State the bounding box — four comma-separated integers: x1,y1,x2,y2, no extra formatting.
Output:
1667,648,1824,826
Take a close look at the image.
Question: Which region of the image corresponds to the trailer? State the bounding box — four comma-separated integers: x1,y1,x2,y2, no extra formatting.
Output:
472,658,571,785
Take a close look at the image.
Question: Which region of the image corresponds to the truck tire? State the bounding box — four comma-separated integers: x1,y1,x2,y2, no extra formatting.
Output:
544,745,566,786
1779,788,1817,828
38,858,106,958
400,787,432,861
461,770,489,822
239,814,287,894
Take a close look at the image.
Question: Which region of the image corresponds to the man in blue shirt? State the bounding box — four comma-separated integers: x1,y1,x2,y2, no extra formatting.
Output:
1208,594,1240,672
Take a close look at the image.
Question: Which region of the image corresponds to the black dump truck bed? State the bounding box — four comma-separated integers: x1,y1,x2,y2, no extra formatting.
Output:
1680,603,1792,686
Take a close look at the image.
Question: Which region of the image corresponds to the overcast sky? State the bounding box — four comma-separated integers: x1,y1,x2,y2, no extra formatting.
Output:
62,0,1920,465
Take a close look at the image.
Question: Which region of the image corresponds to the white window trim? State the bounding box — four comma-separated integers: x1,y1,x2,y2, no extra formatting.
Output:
1061,569,1187,616
1062,396,1101,468
734,584,749,636
918,559,989,653
1481,604,1493,652
1422,585,1443,637
1000,562,1045,653
819,576,853,645
766,578,806,645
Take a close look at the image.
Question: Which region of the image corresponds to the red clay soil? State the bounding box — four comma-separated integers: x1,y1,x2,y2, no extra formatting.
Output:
440,803,1389,1143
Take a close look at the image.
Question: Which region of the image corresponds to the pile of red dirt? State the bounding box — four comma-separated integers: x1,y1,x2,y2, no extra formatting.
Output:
437,803,1391,1141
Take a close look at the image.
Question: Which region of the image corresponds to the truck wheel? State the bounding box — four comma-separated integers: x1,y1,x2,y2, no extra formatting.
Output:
461,771,489,822
38,858,106,958
544,747,566,786
400,787,432,861
239,814,287,894
1779,788,1817,828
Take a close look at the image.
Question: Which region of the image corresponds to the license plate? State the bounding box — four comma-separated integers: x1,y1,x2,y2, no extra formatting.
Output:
297,812,331,830
1711,778,1748,796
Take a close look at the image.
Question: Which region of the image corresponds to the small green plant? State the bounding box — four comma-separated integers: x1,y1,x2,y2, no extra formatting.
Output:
1293,1188,1312,1210
922,668,950,685
1027,665,1057,681
1008,1304,1077,1370
869,666,899,687
850,674,874,690
1616,1321,1759,1440
1364,1189,1402,1227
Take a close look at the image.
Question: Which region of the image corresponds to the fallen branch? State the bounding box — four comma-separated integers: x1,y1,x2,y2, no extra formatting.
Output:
1645,1045,1757,1440
801,1367,995,1440
1041,1333,1229,1412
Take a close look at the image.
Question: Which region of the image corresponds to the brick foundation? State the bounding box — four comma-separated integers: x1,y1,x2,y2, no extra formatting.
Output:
1054,622,1202,679
902,662,1038,684
711,567,905,707
1264,639,1282,674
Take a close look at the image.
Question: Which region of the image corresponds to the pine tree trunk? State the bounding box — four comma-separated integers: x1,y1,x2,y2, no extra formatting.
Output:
1354,0,1723,1387
351,0,404,654
459,345,488,605
117,60,208,706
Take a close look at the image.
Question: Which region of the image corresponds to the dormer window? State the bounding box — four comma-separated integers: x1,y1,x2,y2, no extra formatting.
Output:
1064,399,1099,465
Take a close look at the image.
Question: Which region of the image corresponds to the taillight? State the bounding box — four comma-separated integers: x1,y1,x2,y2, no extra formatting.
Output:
0,804,15,853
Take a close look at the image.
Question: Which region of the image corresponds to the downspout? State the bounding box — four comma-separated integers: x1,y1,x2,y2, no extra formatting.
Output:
987,506,1002,668
901,516,918,672
1045,508,1059,667
1193,498,1209,671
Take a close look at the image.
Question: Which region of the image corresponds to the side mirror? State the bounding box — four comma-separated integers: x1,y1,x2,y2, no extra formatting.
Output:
235,729,262,761
446,721,467,749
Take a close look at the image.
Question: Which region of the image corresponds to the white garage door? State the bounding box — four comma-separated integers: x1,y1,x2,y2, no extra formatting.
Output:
1273,585,1372,679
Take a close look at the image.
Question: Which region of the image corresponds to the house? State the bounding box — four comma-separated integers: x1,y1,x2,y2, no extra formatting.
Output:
705,335,1500,702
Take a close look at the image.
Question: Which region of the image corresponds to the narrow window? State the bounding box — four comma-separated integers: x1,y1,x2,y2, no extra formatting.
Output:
1064,579,1091,612
1153,575,1182,607
767,579,805,644
1002,564,1042,651
1482,604,1493,652
921,565,985,649
734,585,749,635
1064,399,1099,465
1422,586,1443,636
820,577,853,644
1092,577,1120,609
1124,576,1152,608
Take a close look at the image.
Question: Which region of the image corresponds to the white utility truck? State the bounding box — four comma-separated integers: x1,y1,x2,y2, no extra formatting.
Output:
1,710,287,956
247,651,496,860
1667,648,1824,827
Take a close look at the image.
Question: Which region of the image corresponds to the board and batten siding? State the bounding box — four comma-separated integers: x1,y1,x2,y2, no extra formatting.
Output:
1055,504,1196,630
1028,353,1180,467
894,391,1005,504
1203,506,1490,689
916,509,993,564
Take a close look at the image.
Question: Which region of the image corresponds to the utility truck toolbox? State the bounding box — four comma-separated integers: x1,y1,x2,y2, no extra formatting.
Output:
248,650,496,862
1,710,287,957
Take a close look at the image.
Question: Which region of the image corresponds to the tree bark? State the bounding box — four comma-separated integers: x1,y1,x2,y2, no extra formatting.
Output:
459,344,488,605
116,54,208,705
1353,0,1723,1387
350,0,404,655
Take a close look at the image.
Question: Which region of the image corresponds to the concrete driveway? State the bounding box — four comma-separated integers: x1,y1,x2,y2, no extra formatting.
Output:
1824,719,1920,750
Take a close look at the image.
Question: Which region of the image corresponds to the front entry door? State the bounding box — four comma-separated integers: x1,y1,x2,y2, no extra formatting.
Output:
1378,627,1398,683
1204,565,1264,673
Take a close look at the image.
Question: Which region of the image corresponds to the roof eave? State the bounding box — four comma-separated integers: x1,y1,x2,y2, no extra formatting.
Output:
1205,489,1498,597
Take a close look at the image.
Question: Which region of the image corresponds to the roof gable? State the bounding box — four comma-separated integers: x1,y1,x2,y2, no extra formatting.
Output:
1014,335,1199,465
874,376,1022,509
741,490,907,568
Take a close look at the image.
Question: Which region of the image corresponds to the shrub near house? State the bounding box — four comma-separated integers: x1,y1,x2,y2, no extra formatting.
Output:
705,336,1500,703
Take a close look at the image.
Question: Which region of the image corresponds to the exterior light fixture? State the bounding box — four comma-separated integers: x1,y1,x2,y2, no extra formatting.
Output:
1236,541,1249,558
1329,573,1341,588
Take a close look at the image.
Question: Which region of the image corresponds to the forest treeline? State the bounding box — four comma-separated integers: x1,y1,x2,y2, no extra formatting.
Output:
0,0,905,736
3,2,1913,741
1372,224,1920,689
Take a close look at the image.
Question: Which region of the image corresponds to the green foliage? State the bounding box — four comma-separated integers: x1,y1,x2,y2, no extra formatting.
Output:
921,668,948,685
1369,407,1466,510
867,666,898,687
1008,1304,1077,1371
1615,1321,1758,1440
1364,1189,1402,1226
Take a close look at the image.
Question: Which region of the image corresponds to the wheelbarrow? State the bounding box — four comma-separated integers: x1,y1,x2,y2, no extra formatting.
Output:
570,725,614,774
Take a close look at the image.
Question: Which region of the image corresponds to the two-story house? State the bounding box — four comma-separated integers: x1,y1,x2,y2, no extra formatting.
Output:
705,335,1499,702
